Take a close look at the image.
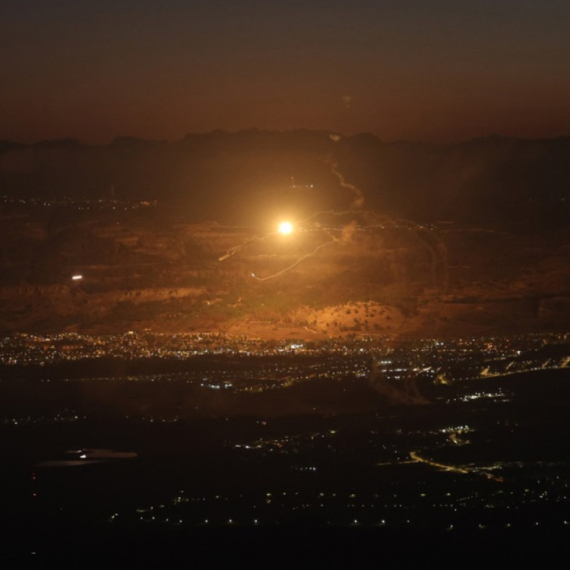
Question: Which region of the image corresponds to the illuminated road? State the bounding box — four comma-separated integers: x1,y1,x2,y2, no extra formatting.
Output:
410,451,470,475
479,357,570,380
410,451,503,482
448,433,469,446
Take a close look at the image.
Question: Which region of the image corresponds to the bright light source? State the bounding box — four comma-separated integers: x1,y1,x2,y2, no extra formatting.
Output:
278,221,293,235
71,275,83,281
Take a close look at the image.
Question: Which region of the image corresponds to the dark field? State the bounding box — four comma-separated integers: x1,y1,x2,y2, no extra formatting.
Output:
1,352,570,565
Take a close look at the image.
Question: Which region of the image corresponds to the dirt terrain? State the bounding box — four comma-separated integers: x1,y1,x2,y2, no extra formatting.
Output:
1,206,570,338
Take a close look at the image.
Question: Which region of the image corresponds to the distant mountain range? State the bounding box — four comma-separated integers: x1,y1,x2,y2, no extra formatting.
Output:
2,130,570,228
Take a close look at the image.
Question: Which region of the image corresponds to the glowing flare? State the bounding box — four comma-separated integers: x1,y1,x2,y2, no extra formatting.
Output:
278,221,293,235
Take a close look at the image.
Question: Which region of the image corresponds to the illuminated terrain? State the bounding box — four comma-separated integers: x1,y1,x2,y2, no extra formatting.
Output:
1,205,570,339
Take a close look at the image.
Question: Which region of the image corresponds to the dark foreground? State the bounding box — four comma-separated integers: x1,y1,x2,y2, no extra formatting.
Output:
1,349,570,566
4,524,570,567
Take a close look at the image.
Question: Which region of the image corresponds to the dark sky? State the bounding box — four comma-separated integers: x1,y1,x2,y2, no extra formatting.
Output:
2,0,570,143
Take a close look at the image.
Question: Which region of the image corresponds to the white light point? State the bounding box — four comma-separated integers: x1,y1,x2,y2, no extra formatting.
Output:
278,221,293,235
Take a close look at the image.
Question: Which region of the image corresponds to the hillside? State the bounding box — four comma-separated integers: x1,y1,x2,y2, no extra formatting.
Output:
1,203,570,338
2,131,570,229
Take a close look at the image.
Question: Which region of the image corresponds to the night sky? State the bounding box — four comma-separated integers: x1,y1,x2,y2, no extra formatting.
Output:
3,0,570,143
